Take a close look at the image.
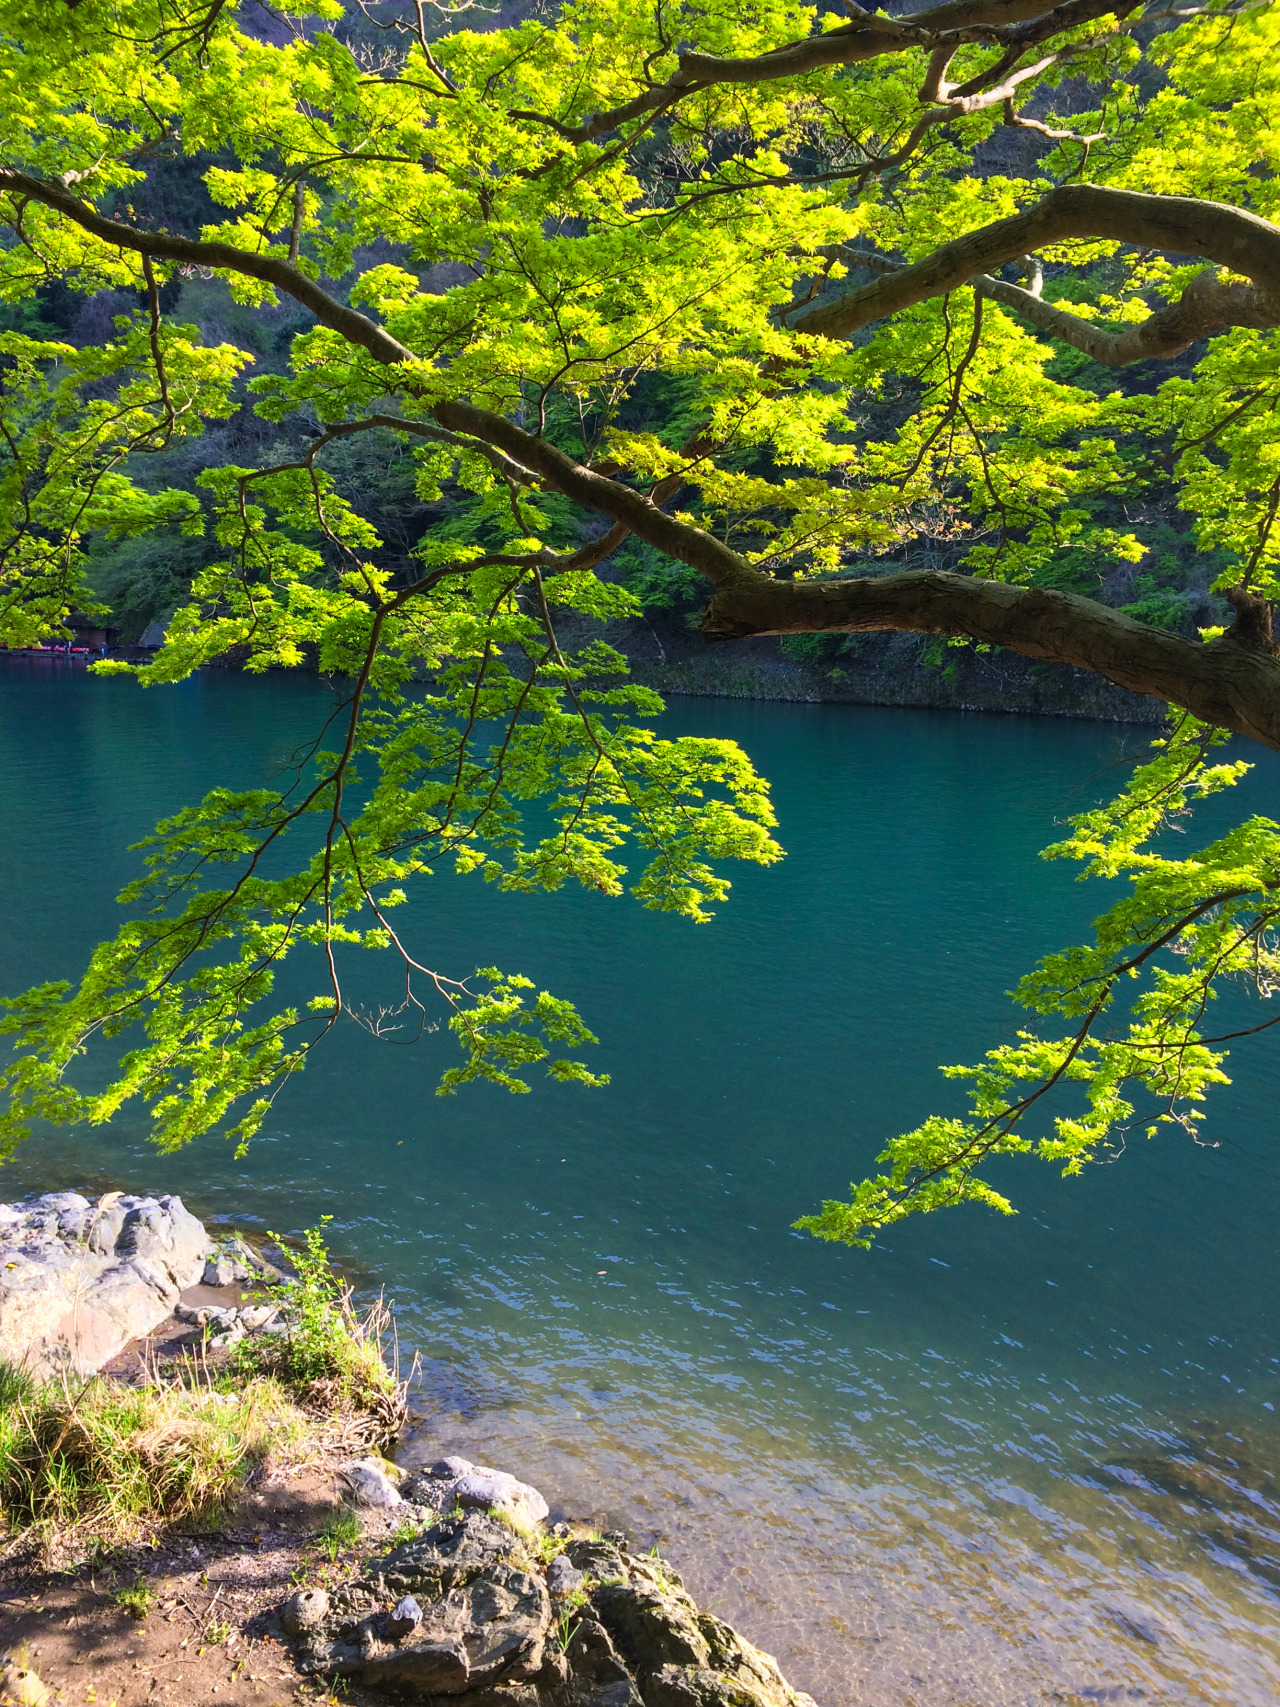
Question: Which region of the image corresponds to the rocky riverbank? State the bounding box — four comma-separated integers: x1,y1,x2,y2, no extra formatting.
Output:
0,1189,821,1707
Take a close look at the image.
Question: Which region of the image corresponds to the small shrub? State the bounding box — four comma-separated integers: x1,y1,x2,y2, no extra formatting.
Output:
1121,588,1191,631
780,632,843,665
233,1220,406,1447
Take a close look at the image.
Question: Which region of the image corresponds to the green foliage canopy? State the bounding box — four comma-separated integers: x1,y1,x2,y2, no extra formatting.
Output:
1,0,1280,1241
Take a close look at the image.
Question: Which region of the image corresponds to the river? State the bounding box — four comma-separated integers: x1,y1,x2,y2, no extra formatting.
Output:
2,654,1278,1705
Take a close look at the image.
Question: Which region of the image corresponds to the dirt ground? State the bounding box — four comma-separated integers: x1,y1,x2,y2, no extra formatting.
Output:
0,1467,405,1707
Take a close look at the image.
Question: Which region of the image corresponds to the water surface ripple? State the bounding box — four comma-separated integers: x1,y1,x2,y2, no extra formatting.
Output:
2,658,1279,1704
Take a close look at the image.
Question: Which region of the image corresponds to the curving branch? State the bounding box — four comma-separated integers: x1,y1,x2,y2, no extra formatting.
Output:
789,184,1280,340
0,167,418,369
974,266,1279,363
787,183,1280,379
424,402,1280,755
816,230,1279,365
10,164,1280,750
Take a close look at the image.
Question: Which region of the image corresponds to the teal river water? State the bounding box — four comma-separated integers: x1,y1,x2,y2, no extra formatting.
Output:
2,656,1279,1705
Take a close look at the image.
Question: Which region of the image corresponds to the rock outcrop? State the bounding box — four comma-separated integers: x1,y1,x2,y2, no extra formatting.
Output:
0,1191,211,1378
284,1509,817,1707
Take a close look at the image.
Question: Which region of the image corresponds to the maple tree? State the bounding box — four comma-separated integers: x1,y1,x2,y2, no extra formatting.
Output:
2,0,1279,1242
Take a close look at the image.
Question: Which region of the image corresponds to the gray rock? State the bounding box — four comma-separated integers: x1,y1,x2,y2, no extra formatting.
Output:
202,1233,271,1287
432,1455,474,1479
369,1512,516,1597
202,1252,250,1287
283,1513,815,1707
593,1581,711,1671
175,1303,238,1330
0,1191,211,1378
293,1512,549,1691
547,1554,585,1598
282,1589,330,1635
563,1619,644,1707
644,1665,746,1707
342,1459,403,1510
402,1461,549,1530
385,1595,421,1637
692,1610,817,1707
238,1304,279,1332
566,1538,629,1583
454,1469,549,1529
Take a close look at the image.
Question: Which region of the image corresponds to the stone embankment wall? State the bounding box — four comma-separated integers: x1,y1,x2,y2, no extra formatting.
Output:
616,622,1166,725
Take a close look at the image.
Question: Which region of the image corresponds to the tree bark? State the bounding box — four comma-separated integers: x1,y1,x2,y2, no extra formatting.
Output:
512,0,1136,142
699,568,1280,752
821,242,1280,365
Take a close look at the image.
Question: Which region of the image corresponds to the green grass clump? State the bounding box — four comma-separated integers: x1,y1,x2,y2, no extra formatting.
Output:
0,1222,408,1565
315,1506,361,1562
113,1581,156,1619
0,1367,307,1551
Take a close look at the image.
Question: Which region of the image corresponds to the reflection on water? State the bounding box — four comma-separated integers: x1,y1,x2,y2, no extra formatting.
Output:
2,658,1279,1704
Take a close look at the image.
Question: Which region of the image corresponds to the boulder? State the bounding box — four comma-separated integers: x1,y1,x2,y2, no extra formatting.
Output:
546,1554,585,1598
289,1512,549,1690
433,1455,475,1478
563,1618,644,1707
455,1470,550,1530
202,1233,278,1287
402,1460,549,1531
592,1581,711,1671
238,1304,280,1332
342,1459,403,1510
175,1303,239,1330
203,1250,252,1288
0,1191,211,1378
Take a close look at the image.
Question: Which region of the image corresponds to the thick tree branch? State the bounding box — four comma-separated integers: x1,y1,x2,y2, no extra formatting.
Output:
11,165,1280,750
790,184,1280,339
0,167,417,370
427,403,1280,754
820,238,1279,363
508,0,1132,144
700,571,1280,753
791,185,1280,337
974,266,1280,362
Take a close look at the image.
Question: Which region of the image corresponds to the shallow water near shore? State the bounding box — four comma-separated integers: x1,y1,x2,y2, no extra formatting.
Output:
3,654,1279,1705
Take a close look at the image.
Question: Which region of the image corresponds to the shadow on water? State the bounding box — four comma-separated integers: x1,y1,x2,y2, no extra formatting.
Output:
1099,1420,1280,1590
